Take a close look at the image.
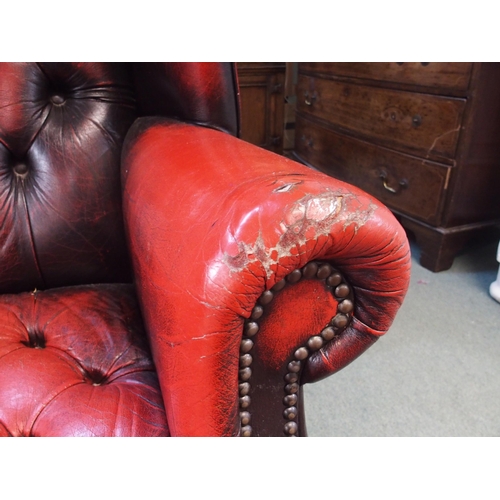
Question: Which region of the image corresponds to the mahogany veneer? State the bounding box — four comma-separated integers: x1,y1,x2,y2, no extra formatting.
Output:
293,62,500,271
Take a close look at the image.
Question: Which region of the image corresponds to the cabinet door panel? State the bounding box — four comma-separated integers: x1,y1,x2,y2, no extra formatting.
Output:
237,64,285,154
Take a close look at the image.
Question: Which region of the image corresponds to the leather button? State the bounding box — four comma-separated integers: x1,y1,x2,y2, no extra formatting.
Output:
50,94,66,105
13,163,28,176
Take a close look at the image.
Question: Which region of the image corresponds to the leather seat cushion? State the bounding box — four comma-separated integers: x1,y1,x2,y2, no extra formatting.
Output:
0,283,169,437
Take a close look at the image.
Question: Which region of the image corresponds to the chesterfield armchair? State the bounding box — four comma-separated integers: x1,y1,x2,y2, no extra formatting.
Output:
0,63,410,437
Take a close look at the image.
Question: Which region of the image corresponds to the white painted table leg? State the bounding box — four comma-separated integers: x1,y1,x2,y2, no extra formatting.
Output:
490,240,500,303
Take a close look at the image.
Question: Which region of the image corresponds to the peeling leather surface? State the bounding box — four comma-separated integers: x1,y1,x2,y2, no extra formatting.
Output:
223,191,377,280
122,118,411,436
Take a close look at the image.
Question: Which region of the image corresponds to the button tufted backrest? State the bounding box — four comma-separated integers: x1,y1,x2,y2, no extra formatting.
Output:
0,62,136,294
0,62,239,295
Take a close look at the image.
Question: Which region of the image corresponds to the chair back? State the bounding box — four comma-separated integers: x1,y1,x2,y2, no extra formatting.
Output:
0,62,239,294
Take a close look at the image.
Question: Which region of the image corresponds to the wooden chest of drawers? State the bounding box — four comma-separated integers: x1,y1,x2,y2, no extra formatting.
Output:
292,63,500,271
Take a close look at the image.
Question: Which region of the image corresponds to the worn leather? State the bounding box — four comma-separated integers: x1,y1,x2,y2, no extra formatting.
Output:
0,62,410,436
0,284,168,436
122,118,411,436
0,62,241,436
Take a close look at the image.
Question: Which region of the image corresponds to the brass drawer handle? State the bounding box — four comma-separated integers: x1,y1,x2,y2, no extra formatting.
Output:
379,170,408,194
304,91,318,106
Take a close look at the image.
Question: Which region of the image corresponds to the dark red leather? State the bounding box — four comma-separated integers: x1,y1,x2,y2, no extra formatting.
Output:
0,62,239,295
132,63,239,136
0,284,168,436
122,118,411,436
0,62,135,293
0,62,410,437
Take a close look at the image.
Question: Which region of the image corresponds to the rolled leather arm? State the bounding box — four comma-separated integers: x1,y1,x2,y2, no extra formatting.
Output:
121,117,411,436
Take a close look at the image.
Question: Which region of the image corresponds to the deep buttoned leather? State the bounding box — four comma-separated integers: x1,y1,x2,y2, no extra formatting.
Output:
0,284,168,437
0,62,240,436
0,62,239,295
0,62,135,293
0,63,410,436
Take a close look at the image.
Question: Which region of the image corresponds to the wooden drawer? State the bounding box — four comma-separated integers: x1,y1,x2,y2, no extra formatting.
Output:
297,75,466,162
299,63,473,92
295,115,451,225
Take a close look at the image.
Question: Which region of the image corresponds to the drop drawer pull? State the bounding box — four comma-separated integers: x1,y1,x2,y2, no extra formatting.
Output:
379,170,408,194
304,91,318,106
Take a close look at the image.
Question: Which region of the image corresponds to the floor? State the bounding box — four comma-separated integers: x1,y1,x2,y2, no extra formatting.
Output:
304,232,500,436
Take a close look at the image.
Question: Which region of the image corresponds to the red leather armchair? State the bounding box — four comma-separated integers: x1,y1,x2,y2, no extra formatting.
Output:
0,63,410,436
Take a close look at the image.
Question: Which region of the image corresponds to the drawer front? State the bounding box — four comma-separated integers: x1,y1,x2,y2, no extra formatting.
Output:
297,75,466,162
299,62,473,91
295,115,450,225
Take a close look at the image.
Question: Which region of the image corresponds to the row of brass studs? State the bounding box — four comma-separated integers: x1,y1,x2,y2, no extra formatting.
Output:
238,261,354,437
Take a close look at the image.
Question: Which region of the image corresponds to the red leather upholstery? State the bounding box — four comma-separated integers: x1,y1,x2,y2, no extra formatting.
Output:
0,63,134,294
0,62,238,295
0,62,410,436
122,118,410,436
0,284,168,436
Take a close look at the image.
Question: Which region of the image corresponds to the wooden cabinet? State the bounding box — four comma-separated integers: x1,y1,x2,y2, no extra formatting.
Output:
237,63,286,154
292,62,500,272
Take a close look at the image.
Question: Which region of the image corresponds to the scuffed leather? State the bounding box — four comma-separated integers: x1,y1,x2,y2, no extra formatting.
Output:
0,284,168,436
122,118,411,436
0,62,244,436
0,61,410,437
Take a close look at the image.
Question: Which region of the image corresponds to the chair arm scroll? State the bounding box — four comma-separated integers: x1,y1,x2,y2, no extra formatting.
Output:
122,118,411,436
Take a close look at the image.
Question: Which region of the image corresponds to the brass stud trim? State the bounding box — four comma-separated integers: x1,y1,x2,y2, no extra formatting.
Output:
240,395,251,408
284,421,298,435
271,279,287,292
245,322,259,337
241,425,252,437
238,261,354,437
240,411,251,425
239,354,253,367
259,290,274,305
288,360,301,373
287,269,302,283
251,306,264,320
239,382,250,396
